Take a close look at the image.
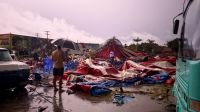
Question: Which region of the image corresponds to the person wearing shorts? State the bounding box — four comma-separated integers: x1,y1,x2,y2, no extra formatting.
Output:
52,45,65,91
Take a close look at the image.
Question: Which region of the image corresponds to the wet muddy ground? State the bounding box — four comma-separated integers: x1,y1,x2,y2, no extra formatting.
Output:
0,80,176,112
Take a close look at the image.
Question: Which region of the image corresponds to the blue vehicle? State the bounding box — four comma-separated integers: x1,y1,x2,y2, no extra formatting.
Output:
173,0,200,111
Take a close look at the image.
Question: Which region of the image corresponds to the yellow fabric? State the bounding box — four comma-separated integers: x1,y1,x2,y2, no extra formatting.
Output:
52,49,64,68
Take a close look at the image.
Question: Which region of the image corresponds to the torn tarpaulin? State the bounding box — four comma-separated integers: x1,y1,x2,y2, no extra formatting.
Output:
112,94,135,106
69,84,111,96
143,72,169,84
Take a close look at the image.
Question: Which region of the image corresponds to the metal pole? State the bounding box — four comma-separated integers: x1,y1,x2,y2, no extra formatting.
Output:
36,33,39,38
45,31,50,53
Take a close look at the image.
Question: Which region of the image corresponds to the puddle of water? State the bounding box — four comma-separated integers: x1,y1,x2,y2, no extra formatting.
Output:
0,84,175,112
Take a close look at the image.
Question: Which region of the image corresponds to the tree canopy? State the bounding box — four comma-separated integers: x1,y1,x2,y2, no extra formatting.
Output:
167,38,179,53
127,38,163,56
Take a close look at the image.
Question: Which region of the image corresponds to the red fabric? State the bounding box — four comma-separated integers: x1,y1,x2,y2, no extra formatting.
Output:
105,67,119,74
65,61,119,76
89,68,103,76
63,72,69,80
95,39,134,60
68,62,90,75
165,78,175,84
149,65,176,75
95,46,127,59
64,63,90,78
69,84,91,93
132,52,148,57
158,58,176,65
119,61,146,71
140,57,176,66
80,85,91,93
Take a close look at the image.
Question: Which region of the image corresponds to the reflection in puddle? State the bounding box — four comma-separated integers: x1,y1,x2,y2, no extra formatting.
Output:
0,88,31,112
0,84,175,112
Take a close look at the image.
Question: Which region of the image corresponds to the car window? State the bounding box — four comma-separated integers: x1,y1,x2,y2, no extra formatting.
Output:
0,50,13,61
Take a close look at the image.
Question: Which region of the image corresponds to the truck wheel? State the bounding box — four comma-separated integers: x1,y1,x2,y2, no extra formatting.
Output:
16,82,27,89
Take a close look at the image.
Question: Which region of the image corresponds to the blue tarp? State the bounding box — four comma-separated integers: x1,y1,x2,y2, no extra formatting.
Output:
143,72,169,84
43,56,53,74
80,80,117,88
90,86,112,96
43,58,79,73
70,72,170,96
112,94,135,105
64,60,79,71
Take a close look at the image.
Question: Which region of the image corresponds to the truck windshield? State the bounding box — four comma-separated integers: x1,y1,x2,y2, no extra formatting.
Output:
0,50,13,61
183,0,200,59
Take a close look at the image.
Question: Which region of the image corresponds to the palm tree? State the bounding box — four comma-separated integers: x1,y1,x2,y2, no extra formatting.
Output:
147,39,155,44
133,37,142,51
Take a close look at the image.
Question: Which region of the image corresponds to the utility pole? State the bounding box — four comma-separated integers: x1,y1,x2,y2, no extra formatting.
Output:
36,33,39,38
35,33,40,49
45,31,50,54
45,31,50,41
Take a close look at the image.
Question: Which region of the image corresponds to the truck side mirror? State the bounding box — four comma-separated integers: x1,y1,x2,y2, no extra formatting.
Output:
173,20,179,34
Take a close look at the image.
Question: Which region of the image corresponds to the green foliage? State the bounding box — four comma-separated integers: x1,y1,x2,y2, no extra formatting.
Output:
126,39,163,56
127,44,136,51
167,38,179,53
138,42,162,56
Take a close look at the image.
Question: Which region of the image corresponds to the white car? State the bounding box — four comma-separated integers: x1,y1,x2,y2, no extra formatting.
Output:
0,48,30,89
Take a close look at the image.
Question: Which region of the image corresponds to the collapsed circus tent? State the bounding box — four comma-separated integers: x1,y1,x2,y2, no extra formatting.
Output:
95,37,135,60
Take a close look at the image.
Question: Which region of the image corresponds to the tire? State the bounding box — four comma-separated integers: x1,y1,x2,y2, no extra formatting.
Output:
16,81,28,89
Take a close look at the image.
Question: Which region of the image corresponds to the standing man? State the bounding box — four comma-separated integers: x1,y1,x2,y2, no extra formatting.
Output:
52,45,64,91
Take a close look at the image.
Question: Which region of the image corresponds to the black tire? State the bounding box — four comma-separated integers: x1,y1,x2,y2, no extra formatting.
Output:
16,82,28,89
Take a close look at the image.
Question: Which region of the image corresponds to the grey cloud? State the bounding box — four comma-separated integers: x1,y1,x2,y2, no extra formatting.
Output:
0,0,184,45
0,2,104,44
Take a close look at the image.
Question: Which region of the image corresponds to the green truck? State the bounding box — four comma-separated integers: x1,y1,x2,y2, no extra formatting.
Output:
173,0,200,111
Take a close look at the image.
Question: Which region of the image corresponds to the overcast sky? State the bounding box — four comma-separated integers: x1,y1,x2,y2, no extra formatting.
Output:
0,0,184,45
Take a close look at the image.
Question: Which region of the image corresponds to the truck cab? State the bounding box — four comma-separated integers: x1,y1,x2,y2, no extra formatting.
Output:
173,0,200,111
0,48,30,90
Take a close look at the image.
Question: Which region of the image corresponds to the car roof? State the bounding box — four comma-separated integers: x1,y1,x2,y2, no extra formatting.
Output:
0,48,8,51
